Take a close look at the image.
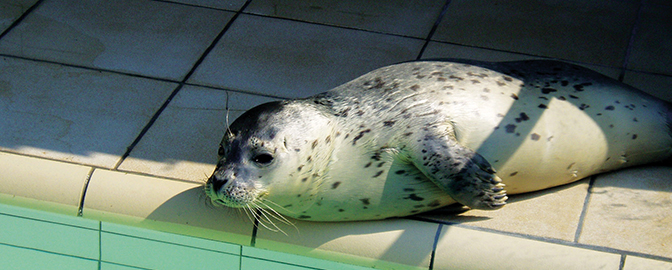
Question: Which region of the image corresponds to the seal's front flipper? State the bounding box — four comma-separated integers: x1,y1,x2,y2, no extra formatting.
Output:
445,152,507,210
408,128,507,210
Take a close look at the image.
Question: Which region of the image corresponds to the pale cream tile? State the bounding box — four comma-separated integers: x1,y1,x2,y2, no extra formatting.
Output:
0,0,233,80
623,255,672,270
419,179,589,241
579,166,672,259
0,57,176,167
626,3,672,76
83,169,254,245
118,87,279,182
623,71,672,102
255,219,437,270
0,152,89,214
433,0,639,67
434,225,621,269
0,0,38,32
246,0,445,38
189,14,424,98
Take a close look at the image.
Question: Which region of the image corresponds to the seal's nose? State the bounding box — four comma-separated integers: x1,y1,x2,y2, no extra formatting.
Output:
208,175,228,193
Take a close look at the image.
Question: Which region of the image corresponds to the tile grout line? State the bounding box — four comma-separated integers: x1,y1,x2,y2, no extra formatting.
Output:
574,176,596,243
416,0,452,60
619,254,627,270
77,167,97,217
618,0,644,82
112,0,253,170
428,223,443,270
0,0,44,41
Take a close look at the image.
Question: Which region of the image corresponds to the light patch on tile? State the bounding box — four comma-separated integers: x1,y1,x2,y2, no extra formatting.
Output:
83,169,254,245
0,0,234,80
0,57,177,167
433,0,639,67
623,255,672,270
246,0,445,38
255,219,436,270
0,152,90,212
189,14,424,98
118,86,278,181
579,166,672,259
419,179,589,241
434,225,621,269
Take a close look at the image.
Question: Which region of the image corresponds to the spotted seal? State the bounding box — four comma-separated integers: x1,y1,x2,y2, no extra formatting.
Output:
204,59,672,222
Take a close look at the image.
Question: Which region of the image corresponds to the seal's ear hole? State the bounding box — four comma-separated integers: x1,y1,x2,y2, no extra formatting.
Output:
252,153,274,165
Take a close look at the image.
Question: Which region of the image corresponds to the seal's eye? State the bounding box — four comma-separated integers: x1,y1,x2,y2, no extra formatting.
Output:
218,145,226,156
252,153,274,165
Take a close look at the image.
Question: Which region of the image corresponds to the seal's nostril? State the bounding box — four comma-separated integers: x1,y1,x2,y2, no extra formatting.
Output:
210,176,228,192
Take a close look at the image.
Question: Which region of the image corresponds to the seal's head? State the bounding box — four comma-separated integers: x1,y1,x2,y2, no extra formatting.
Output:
205,100,334,214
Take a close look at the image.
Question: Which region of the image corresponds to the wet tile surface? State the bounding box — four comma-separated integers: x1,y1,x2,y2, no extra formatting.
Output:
0,0,234,80
579,166,672,258
189,14,424,98
0,0,39,33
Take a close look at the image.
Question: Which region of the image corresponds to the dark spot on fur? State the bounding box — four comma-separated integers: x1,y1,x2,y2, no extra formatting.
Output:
311,140,318,149
298,215,311,219
383,120,395,127
568,95,579,99
428,200,441,207
503,76,513,82
338,209,344,212
509,171,518,176
576,82,593,91
410,84,420,91
511,93,519,100
605,105,615,111
404,188,415,192
538,104,548,109
332,182,341,189
395,170,406,175
373,171,384,178
632,134,638,139
364,162,372,168
471,79,480,84
515,112,529,122
360,198,370,205
505,124,516,133
579,104,589,110
325,135,331,143
352,129,371,145
301,177,308,182
530,133,540,141
406,194,424,201
297,165,304,172
403,132,413,136
633,117,638,122
541,87,557,94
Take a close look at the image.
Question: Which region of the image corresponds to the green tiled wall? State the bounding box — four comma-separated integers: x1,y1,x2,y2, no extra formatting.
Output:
0,203,375,270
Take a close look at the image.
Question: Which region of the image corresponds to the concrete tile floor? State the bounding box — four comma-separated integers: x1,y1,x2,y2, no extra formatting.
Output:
0,0,671,269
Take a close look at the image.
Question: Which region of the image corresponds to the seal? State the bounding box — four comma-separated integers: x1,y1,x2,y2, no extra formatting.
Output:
205,59,672,222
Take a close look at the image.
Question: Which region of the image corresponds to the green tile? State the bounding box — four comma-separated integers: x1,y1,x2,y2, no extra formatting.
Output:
242,257,313,270
102,222,240,255
100,262,147,270
101,231,240,270
0,244,98,269
0,213,99,259
0,202,99,230
243,247,374,270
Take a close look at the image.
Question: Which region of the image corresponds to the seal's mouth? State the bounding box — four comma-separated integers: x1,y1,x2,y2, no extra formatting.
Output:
204,177,262,208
